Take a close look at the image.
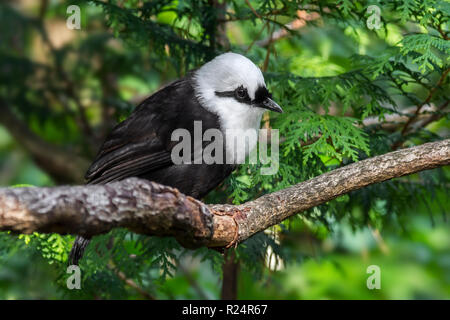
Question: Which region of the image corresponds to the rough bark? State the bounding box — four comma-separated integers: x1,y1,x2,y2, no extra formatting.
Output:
0,179,213,248
0,139,449,248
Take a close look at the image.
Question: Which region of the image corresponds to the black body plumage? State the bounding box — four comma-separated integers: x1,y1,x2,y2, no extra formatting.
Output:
69,76,235,265
86,76,235,197
68,52,283,265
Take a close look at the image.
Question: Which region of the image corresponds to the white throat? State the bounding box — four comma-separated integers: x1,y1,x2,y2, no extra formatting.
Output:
193,53,266,163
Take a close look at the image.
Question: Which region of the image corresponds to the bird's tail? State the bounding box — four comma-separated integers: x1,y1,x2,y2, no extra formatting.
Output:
68,236,91,266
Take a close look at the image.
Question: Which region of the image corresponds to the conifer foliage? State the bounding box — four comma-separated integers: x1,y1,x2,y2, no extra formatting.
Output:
0,0,448,299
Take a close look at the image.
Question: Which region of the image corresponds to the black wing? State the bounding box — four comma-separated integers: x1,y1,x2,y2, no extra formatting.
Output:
86,79,190,184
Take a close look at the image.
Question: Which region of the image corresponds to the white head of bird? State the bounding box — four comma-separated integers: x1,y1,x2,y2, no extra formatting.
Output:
193,52,282,133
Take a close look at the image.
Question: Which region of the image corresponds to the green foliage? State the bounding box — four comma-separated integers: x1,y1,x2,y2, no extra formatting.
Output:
400,34,450,72
18,233,71,264
0,0,448,299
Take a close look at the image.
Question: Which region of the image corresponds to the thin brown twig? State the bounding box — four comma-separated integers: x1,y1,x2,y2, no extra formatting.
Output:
245,20,270,53
217,9,286,23
178,262,210,299
245,0,261,19
262,25,273,72
261,24,274,129
437,24,449,40
392,68,449,149
108,262,156,300
256,10,321,47
402,68,449,134
414,100,449,129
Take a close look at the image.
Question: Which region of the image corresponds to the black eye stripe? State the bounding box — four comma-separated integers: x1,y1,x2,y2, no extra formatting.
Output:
215,91,235,98
253,86,271,104
215,85,271,105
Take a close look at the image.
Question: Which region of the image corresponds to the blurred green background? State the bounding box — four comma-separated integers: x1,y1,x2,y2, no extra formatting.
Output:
0,0,448,299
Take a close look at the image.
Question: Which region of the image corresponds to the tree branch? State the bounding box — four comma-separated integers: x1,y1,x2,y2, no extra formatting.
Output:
256,10,320,47
392,67,449,150
0,140,449,248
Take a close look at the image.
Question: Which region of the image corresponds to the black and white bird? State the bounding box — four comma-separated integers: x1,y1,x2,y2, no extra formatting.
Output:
69,52,283,265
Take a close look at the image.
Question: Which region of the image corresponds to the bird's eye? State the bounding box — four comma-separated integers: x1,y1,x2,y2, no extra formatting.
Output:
235,87,248,100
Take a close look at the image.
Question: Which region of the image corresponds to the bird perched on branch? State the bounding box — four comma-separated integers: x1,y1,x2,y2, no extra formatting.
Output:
69,52,283,265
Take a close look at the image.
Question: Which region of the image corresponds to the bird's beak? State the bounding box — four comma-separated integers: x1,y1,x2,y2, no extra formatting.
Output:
260,97,283,113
